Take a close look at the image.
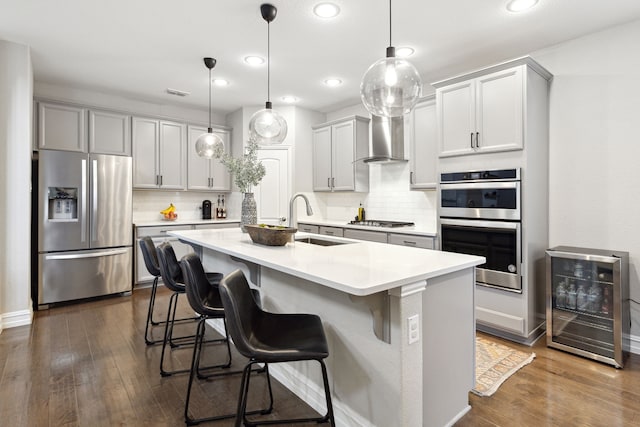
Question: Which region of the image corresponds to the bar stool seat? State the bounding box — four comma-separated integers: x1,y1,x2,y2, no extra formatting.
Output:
219,269,335,427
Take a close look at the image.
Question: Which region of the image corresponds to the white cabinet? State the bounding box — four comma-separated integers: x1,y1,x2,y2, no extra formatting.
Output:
319,226,344,237
37,102,87,152
134,221,240,285
388,233,435,250
408,96,437,189
133,117,186,189
89,109,131,156
312,116,369,192
344,228,387,243
134,225,193,285
435,62,540,157
297,223,319,234
187,125,231,191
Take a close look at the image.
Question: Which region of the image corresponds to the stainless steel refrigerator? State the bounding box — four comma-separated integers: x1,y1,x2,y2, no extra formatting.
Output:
37,150,132,307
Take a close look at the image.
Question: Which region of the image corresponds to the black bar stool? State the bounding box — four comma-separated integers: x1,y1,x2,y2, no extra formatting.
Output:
138,236,199,345
219,269,336,427
180,253,272,426
156,241,224,377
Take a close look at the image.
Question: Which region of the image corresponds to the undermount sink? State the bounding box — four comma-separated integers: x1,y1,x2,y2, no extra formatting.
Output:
295,237,351,247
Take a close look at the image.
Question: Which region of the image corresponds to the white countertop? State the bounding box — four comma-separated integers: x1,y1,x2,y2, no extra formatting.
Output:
169,228,483,296
134,218,240,227
297,219,437,237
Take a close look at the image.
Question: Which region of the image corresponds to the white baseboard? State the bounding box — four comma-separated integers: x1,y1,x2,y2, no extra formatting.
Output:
1,309,33,330
630,334,640,355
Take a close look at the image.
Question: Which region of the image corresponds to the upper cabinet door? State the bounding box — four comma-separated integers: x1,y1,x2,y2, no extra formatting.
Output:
89,109,131,156
437,80,475,157
312,126,332,191
187,125,212,190
158,121,186,190
409,96,437,189
475,67,524,153
437,64,527,158
209,129,231,191
38,102,87,152
331,120,356,191
132,117,159,189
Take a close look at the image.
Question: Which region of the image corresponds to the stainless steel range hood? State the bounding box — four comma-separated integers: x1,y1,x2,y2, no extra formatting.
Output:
362,115,407,163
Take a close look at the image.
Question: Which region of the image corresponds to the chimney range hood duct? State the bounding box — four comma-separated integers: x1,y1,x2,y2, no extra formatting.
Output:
362,114,407,163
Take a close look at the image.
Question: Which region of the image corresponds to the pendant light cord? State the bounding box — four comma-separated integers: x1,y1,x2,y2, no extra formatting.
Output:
389,0,392,47
267,20,271,103
208,66,212,130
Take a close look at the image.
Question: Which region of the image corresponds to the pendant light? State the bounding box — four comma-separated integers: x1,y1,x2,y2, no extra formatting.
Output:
248,3,288,145
360,0,422,118
195,57,225,158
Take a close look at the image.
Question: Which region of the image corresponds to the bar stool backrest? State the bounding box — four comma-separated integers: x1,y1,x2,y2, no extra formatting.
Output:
156,242,184,292
218,269,262,359
180,253,224,316
139,236,160,277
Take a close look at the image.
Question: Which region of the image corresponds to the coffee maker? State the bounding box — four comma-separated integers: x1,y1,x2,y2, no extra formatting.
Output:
202,200,212,219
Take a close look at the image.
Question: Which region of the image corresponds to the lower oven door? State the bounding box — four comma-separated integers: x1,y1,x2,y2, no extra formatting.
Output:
440,218,522,292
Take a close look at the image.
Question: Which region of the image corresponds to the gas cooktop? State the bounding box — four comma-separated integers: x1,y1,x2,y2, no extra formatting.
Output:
348,220,415,228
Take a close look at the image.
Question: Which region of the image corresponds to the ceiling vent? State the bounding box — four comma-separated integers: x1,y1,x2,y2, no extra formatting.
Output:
166,88,190,97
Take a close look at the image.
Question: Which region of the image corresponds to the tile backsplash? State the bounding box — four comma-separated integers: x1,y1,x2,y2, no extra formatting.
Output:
134,162,437,231
294,162,437,231
133,190,241,222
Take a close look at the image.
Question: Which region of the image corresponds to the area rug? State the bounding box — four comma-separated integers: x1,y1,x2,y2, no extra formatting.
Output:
472,336,536,397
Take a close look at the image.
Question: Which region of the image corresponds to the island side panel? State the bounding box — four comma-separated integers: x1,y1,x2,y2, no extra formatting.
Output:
422,267,476,426
261,268,404,427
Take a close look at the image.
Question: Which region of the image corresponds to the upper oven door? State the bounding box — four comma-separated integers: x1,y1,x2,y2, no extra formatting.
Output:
440,181,520,220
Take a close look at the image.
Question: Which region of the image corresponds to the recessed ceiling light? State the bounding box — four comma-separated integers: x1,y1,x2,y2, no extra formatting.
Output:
281,96,298,103
396,47,415,58
324,78,342,87
313,3,340,18
506,0,539,12
213,78,229,86
244,56,265,66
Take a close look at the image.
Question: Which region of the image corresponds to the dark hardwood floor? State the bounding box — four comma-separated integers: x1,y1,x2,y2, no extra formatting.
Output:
1,286,639,426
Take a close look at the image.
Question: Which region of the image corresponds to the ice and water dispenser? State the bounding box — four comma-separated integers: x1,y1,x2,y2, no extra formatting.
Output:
48,187,78,220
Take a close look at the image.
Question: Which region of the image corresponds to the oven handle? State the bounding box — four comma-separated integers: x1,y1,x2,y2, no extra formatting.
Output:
440,181,519,190
439,218,520,230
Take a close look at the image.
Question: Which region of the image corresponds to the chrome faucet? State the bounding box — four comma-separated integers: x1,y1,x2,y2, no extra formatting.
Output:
288,193,313,227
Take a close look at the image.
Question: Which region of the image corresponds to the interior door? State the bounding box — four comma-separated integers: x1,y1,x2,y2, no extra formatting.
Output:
253,147,290,226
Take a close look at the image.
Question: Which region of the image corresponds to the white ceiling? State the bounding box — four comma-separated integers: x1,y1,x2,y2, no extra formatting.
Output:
2,0,640,115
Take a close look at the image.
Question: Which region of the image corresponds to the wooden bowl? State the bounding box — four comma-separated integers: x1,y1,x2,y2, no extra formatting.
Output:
245,224,297,246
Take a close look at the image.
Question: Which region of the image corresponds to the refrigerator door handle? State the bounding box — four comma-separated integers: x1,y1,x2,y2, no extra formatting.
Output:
45,248,129,260
81,158,87,243
91,159,98,242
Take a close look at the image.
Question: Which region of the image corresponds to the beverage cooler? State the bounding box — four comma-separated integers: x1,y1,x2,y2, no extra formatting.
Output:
546,246,629,368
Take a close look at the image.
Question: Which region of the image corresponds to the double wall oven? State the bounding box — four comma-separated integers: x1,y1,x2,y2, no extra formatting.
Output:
439,169,522,292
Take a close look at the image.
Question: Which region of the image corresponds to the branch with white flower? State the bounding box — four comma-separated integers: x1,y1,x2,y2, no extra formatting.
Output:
214,137,266,193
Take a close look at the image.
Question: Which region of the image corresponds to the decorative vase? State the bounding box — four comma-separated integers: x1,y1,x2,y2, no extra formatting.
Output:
240,192,257,232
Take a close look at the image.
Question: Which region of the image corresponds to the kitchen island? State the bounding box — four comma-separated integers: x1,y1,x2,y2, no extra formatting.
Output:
169,228,485,427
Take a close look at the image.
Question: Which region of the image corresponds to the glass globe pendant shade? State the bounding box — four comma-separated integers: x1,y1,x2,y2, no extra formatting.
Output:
248,103,288,144
195,129,224,159
360,54,422,117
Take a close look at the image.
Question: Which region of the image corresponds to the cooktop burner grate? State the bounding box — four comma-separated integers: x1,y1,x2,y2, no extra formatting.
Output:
348,220,415,228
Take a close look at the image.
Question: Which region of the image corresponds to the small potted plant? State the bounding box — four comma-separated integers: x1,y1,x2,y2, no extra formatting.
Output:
214,137,266,232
